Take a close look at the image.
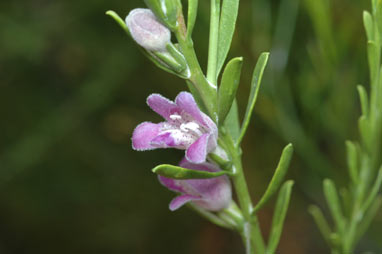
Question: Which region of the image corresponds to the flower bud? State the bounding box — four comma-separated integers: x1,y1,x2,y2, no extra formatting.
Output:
125,8,171,52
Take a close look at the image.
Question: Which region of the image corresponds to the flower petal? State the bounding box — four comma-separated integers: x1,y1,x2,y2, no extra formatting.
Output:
207,131,218,153
169,194,200,211
147,94,179,121
132,122,161,150
151,132,177,147
158,176,185,193
179,159,219,173
193,183,232,211
175,92,207,125
185,133,209,163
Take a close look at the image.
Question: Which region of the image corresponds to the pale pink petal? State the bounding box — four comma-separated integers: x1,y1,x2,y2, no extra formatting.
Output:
151,132,177,147
174,92,218,149
169,194,200,211
158,176,185,193
132,122,161,150
178,160,232,211
207,131,218,153
175,92,207,125
147,94,179,121
193,180,232,211
185,133,210,163
179,159,219,173
125,9,171,51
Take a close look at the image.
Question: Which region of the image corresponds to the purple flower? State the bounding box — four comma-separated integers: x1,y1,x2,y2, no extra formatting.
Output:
132,92,218,164
159,159,232,211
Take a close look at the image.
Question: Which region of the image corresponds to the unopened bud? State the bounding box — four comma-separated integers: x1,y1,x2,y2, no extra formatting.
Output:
125,8,171,52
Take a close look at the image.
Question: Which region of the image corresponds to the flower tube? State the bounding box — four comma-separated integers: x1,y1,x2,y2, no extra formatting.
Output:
159,159,232,211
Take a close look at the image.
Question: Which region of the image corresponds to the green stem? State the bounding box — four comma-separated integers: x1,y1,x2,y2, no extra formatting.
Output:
220,132,265,254
174,15,218,120
207,0,220,85
341,9,382,253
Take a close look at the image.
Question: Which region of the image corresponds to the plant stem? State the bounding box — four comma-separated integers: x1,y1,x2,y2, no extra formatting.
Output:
207,0,220,85
174,14,218,120
177,4,266,253
339,6,382,253
233,155,266,254
220,131,265,254
342,157,370,253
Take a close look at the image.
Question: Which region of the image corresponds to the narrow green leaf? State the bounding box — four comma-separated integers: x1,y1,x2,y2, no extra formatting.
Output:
187,0,198,38
329,233,341,250
372,0,378,15
357,85,369,117
308,205,333,246
362,167,382,212
355,195,382,244
359,115,371,149
106,10,131,36
253,144,294,212
367,41,378,85
218,57,243,125
323,179,346,234
363,11,374,41
216,0,240,77
345,141,359,184
267,180,294,253
224,99,241,142
339,188,351,218
152,164,229,179
238,52,269,145
376,1,382,40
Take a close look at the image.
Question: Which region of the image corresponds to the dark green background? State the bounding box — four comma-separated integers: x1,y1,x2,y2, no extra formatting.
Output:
0,0,380,253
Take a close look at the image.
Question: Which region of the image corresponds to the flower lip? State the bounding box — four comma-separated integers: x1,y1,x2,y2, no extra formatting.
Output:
125,8,171,52
158,159,232,211
132,92,218,163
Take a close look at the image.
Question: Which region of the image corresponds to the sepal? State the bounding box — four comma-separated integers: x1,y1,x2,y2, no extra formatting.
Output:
106,10,131,36
153,164,231,179
144,0,182,31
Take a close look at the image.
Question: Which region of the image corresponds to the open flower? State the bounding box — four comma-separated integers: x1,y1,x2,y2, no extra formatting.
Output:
159,159,232,211
132,92,218,163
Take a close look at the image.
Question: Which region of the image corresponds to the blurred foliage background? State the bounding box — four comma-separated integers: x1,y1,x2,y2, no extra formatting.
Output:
0,0,381,253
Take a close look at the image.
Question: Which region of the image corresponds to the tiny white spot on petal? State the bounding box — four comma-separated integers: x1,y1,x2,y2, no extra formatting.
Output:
180,123,189,132
170,114,182,120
